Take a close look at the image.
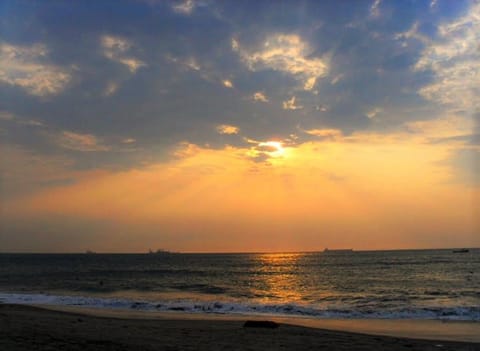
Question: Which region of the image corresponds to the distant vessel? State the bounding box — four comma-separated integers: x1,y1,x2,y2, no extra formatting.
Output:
148,249,175,255
85,250,96,254
323,248,353,253
452,249,469,253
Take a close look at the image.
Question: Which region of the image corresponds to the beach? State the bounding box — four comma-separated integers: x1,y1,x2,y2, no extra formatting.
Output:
1,304,479,351
1,251,479,350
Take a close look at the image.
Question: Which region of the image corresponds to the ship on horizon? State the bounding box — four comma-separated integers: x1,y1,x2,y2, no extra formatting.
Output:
323,248,353,253
147,248,176,255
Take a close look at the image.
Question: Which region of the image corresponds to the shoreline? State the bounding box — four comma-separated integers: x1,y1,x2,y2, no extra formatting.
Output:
1,304,479,351
0,304,480,351
34,304,480,343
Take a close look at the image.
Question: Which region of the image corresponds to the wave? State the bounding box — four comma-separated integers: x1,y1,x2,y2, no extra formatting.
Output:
1,292,479,321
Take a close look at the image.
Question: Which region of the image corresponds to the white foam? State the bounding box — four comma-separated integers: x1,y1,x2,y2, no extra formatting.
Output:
1,292,479,321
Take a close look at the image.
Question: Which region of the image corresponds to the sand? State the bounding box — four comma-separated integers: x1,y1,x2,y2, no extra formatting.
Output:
1,304,479,351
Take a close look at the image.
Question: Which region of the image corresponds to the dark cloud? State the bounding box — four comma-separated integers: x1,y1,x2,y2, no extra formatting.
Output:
0,0,474,171
429,134,480,145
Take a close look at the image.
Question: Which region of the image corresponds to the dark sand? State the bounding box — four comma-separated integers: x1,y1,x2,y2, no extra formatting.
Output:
1,304,479,351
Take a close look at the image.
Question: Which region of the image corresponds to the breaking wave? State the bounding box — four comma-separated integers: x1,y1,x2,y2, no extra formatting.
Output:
1,292,479,321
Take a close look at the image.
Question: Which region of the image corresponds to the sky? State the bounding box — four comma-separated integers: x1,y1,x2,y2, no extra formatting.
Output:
0,0,479,253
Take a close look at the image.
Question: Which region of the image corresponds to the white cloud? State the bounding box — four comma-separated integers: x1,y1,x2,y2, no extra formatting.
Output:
0,42,71,96
166,55,201,72
305,128,343,139
103,81,118,96
370,0,381,17
0,111,44,127
394,22,430,45
414,3,480,111
330,74,344,85
253,91,268,102
233,34,328,91
282,96,303,110
101,35,146,73
366,107,383,119
222,79,234,88
184,57,200,71
19,119,44,127
231,38,239,51
57,131,110,152
405,115,475,139
122,138,136,144
216,124,239,135
172,0,195,15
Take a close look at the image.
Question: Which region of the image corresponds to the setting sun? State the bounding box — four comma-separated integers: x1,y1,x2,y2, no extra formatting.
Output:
259,141,285,157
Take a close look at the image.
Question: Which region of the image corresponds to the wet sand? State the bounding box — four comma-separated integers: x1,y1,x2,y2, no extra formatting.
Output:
1,304,479,351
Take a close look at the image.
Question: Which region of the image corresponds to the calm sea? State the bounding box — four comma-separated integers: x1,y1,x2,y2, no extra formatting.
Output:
1,249,479,320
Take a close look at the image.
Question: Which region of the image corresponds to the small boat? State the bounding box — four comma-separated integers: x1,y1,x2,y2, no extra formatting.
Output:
148,248,175,255
452,249,469,253
323,248,353,253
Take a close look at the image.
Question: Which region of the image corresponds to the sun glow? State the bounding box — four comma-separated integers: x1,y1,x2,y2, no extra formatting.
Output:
259,141,285,157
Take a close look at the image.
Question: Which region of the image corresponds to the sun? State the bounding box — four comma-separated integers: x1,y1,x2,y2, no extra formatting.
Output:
259,141,285,157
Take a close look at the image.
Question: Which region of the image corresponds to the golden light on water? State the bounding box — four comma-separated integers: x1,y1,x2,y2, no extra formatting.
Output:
255,253,304,302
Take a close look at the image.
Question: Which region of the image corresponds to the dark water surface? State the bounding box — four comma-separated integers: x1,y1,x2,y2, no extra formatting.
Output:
1,249,479,320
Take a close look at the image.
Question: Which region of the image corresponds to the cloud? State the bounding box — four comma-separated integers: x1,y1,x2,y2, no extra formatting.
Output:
366,107,383,119
222,79,234,88
101,35,146,73
216,124,239,135
253,91,269,102
103,81,119,96
57,131,110,152
166,55,201,72
370,0,381,17
330,74,344,85
0,111,14,121
429,134,480,146
282,96,302,110
18,119,44,127
183,57,201,71
122,138,136,144
405,114,475,139
315,105,328,112
414,2,480,111
305,128,343,139
0,110,44,127
172,0,195,15
246,140,288,163
233,34,328,91
394,22,430,46
0,42,71,96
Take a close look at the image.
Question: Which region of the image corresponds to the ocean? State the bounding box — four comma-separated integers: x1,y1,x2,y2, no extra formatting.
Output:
1,249,479,320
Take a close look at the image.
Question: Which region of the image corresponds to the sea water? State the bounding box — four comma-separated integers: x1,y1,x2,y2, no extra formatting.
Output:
0,249,479,320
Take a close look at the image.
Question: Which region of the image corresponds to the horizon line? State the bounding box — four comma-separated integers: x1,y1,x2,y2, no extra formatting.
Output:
0,247,477,255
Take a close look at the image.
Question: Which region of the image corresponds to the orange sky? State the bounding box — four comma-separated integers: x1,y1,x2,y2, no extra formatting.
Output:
1,1,479,252
3,126,478,252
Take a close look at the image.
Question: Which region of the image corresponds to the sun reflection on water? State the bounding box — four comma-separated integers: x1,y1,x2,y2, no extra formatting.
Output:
254,253,306,303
